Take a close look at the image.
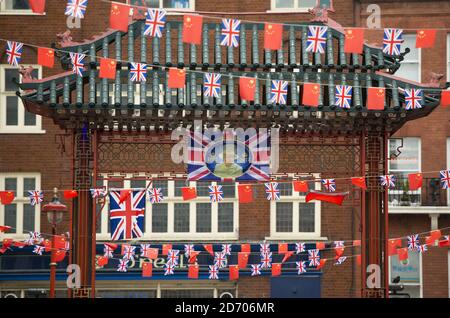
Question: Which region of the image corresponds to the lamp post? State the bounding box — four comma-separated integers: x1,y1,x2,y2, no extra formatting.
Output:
42,188,67,298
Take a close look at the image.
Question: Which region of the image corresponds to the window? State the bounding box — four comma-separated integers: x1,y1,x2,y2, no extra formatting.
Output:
389,250,422,298
128,0,194,10
0,173,41,239
395,34,421,82
0,0,43,14
269,175,322,239
96,175,238,240
270,0,329,11
0,65,44,133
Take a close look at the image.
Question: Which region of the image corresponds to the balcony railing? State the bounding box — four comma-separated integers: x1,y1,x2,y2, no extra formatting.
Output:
388,177,448,207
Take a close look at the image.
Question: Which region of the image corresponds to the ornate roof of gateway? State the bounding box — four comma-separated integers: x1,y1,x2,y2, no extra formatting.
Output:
16,11,446,134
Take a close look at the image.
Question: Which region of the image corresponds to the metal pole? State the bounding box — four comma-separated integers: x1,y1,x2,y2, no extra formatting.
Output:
49,225,56,298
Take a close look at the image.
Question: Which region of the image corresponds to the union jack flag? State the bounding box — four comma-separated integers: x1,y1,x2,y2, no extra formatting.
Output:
27,190,43,206
109,190,145,240
404,89,423,110
308,249,320,267
260,243,271,254
69,53,85,77
117,259,129,272
417,244,428,254
251,264,262,276
140,244,151,257
33,245,45,255
306,26,328,54
25,232,41,245
184,244,194,257
167,249,180,266
164,263,175,275
440,170,450,189
380,175,396,188
220,18,241,47
203,73,222,98
208,265,219,280
296,261,307,274
260,252,272,268
144,9,166,38
383,28,404,56
122,245,136,260
208,185,223,202
148,187,164,203
407,234,420,250
269,80,288,105
265,182,280,201
334,241,345,248
214,252,227,268
90,188,107,198
104,245,114,258
322,179,336,192
130,62,147,82
296,243,305,254
6,41,23,66
335,85,353,109
65,0,88,19
221,244,232,256
335,256,347,265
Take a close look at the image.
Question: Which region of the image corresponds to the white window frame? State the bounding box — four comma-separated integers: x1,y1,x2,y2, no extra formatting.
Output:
0,173,41,240
268,0,317,13
268,174,323,240
127,0,195,12
0,65,45,134
96,174,239,241
388,251,423,298
0,0,46,15
396,34,421,83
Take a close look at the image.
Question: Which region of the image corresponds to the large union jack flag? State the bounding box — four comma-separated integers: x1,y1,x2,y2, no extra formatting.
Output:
130,62,147,82
220,19,241,47
65,0,88,19
148,187,164,203
6,41,23,66
109,190,145,240
69,53,85,77
270,80,288,105
27,190,43,206
335,85,353,109
306,26,328,54
144,9,167,38
407,234,420,250
203,73,221,98
383,28,404,56
404,89,423,110
264,182,280,201
322,179,336,192
380,175,396,188
440,170,450,189
208,185,223,202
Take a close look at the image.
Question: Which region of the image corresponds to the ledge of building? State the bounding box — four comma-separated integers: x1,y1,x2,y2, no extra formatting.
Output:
389,206,450,214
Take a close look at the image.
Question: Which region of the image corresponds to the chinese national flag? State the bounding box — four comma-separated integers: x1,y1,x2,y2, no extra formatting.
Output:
37,47,54,68
145,248,159,260
121,244,131,255
293,180,309,192
282,251,294,263
98,256,108,267
181,187,197,201
0,192,15,205
264,23,283,51
416,29,437,49
344,28,364,54
367,87,385,110
316,242,326,250
54,236,66,249
439,238,450,247
271,263,282,277
238,184,253,203
0,225,11,233
52,250,66,263
12,241,26,248
425,236,434,246
188,264,199,279
229,265,239,281
99,58,117,80
302,83,320,107
182,15,203,45
189,251,201,264
240,244,251,253
316,259,327,270
351,177,367,190
238,252,249,269
203,244,214,256
356,255,361,266
28,0,46,14
63,190,78,199
353,240,361,247
306,190,347,206
239,77,257,101
43,239,52,251
118,189,131,204
110,3,130,32
408,173,423,191
430,230,441,241
162,244,172,255
278,243,288,254
2,239,13,249
335,247,345,258
142,262,153,277
397,248,408,261
168,68,186,89
441,91,450,107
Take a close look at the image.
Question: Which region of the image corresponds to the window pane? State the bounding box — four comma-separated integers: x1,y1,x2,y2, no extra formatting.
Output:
163,0,190,9
5,178,17,191
4,204,17,232
299,0,316,8
402,36,419,60
389,138,420,173
299,203,315,232
6,97,18,125
152,180,168,197
9,0,30,9
23,178,35,197
196,203,211,232
174,180,185,197
275,0,294,8
152,204,168,232
174,203,189,232
130,0,159,8
5,69,19,91
218,203,233,232
23,204,35,233
395,63,420,83
276,202,293,232
278,182,292,196
130,179,146,189
24,110,36,126
108,179,123,189
196,181,210,197
218,182,235,198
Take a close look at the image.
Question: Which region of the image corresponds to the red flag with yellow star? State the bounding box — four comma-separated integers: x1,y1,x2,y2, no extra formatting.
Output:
182,15,203,45
99,58,117,80
168,68,186,89
416,29,436,48
367,87,385,110
408,173,423,191
344,28,364,54
239,77,257,101
237,184,253,203
109,3,130,32
37,47,54,68
302,83,320,107
264,23,283,50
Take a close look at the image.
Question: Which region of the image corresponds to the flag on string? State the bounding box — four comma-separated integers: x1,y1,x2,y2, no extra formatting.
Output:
408,173,423,191
238,252,249,269
167,249,180,266
351,177,366,190
367,87,385,110
293,180,309,192
229,265,239,281
383,28,404,56
335,85,353,109
260,243,270,254
335,256,347,265
272,263,282,277
203,73,221,98
52,250,66,263
64,190,78,199
6,41,23,66
109,190,145,240
181,187,197,201
430,230,442,241
264,23,283,50
99,58,117,79
221,244,232,256
334,241,345,248
0,226,11,233
188,251,201,264
37,47,54,68
241,244,251,253
441,90,450,107
439,236,450,247
416,29,436,49
239,77,257,101
65,0,88,19
182,15,203,45
208,185,223,202
130,62,147,82
397,248,408,261
162,244,172,255
404,89,423,110
270,80,288,105
117,259,129,272
122,245,136,260
308,249,320,267
265,182,280,201
335,247,345,258
251,264,262,276
140,244,151,257
27,190,43,206
440,170,450,189
260,252,272,268
142,262,152,277
168,68,186,88
28,0,46,14
144,9,166,38
103,245,114,258
33,245,45,255
344,28,364,54
416,244,428,254
380,175,396,188
148,187,164,203
188,264,199,279
164,263,175,275
184,244,194,258
220,19,241,47
110,3,130,32
204,244,214,256
296,261,307,274
214,252,227,268
98,256,108,267
278,243,288,254
356,255,362,266
0,191,15,205
208,265,219,280
302,83,320,107
316,242,326,250
296,243,305,254
306,26,328,54
238,184,253,203
321,179,336,192
282,251,294,263
90,188,107,199
316,259,327,270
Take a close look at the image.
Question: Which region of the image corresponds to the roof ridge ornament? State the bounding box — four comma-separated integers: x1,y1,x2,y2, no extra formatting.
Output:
308,0,335,23
19,65,37,83
426,72,444,88
57,30,74,47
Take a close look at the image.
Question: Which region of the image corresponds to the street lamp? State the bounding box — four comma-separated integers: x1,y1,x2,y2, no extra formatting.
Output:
42,188,67,298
